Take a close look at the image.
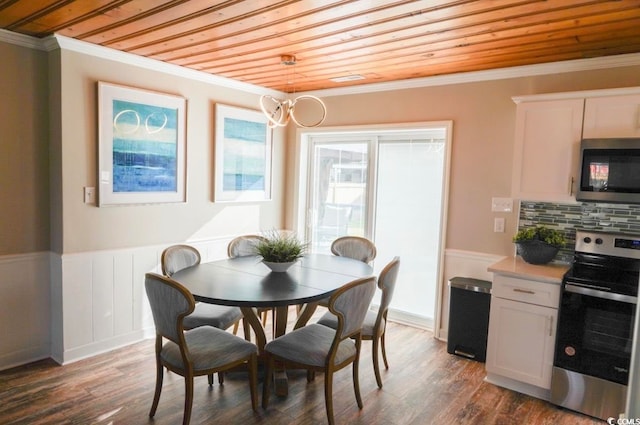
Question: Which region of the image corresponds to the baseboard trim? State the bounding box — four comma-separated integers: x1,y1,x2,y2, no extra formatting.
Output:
54,329,154,365
387,308,433,332
0,346,50,372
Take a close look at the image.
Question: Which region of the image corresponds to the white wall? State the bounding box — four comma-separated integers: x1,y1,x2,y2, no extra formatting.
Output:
56,43,286,254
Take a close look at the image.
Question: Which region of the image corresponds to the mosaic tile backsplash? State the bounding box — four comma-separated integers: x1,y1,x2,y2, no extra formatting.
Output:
517,201,640,264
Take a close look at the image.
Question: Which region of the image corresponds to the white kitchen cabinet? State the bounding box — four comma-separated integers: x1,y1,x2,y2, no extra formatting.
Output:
583,94,640,138
484,262,565,400
486,295,558,389
511,98,584,203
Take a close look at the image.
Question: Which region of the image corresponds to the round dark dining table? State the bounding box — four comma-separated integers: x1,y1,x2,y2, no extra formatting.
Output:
171,253,374,346
170,253,374,394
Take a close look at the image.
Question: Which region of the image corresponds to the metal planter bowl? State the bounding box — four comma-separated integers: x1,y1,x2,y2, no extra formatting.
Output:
515,240,559,265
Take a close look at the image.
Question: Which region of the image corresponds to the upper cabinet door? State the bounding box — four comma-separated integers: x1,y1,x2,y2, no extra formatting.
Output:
583,94,640,138
511,99,584,203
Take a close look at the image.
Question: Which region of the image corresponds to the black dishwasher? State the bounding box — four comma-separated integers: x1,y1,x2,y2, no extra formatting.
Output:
447,277,492,362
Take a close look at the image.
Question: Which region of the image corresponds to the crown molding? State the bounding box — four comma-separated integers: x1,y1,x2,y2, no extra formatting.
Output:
0,29,46,50
512,85,640,103
1,30,280,95
49,34,282,97
3,29,640,98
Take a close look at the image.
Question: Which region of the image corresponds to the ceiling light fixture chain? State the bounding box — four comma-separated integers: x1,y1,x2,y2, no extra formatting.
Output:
259,54,327,128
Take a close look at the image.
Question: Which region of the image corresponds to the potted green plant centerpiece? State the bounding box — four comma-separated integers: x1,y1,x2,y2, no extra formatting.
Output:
254,230,308,272
513,225,567,265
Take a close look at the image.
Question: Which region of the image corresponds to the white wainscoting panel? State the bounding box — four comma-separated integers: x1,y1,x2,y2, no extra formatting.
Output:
62,255,93,350
0,252,51,371
113,252,134,336
50,237,231,365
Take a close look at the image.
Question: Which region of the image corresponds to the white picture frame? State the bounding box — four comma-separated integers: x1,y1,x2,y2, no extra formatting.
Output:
214,104,272,202
98,82,187,206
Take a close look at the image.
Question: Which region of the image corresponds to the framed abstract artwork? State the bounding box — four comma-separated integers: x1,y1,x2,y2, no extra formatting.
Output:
214,104,272,202
97,82,186,206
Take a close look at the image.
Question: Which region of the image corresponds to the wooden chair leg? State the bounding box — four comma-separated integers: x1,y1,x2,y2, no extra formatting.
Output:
372,337,383,389
218,372,224,384
183,375,194,425
381,331,389,369
232,320,239,335
353,352,364,409
208,373,214,386
324,370,335,425
149,359,164,417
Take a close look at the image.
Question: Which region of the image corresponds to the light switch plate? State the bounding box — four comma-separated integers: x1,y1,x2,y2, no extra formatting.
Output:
491,197,513,212
84,187,95,204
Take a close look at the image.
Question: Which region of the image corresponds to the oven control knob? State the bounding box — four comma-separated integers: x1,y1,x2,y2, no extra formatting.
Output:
583,237,591,244
595,238,603,245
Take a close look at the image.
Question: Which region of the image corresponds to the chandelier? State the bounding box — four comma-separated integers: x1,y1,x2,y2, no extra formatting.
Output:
259,55,327,128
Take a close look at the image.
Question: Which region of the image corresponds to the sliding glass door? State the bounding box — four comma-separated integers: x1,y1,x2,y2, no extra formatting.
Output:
307,138,371,253
300,126,450,326
373,135,446,320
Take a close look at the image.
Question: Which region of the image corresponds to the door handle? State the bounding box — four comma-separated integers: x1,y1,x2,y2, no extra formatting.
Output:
565,284,638,304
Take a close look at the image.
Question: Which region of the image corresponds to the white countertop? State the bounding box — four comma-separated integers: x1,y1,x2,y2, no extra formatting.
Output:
488,256,570,284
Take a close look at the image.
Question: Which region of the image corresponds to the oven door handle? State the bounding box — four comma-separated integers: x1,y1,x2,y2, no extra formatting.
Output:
564,284,638,304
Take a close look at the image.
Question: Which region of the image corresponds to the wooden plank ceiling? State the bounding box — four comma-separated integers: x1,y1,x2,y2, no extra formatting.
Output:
2,0,640,93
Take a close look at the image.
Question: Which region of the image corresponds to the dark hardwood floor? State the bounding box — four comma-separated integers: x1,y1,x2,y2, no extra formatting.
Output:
0,312,603,424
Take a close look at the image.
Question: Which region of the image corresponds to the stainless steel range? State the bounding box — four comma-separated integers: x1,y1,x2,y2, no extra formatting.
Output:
551,230,640,420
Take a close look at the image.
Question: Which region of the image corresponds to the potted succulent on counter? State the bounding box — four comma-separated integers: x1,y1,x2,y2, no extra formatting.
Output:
513,225,567,265
254,230,308,272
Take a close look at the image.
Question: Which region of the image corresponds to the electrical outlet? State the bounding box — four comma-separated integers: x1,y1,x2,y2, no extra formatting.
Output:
491,197,513,212
84,187,95,204
494,217,505,233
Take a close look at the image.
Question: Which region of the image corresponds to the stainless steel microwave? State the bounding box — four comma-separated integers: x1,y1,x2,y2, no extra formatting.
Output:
577,138,640,204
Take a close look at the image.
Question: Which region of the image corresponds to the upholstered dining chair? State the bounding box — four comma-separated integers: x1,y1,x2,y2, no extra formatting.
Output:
317,235,377,308
330,236,377,264
227,234,267,258
227,235,273,329
161,244,244,334
318,256,400,388
144,273,258,425
262,276,377,425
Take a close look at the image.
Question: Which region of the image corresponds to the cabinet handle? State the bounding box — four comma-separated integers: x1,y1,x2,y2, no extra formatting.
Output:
568,176,574,196
513,288,535,295
549,315,554,337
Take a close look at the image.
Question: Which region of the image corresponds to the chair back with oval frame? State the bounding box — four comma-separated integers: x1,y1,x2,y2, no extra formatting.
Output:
330,236,377,264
